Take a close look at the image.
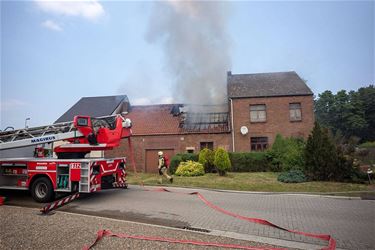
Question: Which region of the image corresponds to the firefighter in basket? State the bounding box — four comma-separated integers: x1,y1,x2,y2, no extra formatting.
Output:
158,151,173,184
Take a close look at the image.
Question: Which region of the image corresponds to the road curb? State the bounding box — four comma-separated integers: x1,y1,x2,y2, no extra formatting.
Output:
128,184,366,200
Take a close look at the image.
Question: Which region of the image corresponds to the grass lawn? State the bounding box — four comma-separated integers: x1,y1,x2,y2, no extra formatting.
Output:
127,172,375,193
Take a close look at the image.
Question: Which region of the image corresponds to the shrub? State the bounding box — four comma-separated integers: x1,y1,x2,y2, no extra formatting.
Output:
169,155,182,174
179,153,199,162
214,148,231,176
229,152,271,172
277,169,307,183
267,134,305,172
198,148,215,173
169,153,199,174
175,161,205,177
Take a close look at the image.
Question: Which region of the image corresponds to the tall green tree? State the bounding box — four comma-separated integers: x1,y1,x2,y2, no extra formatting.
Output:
315,85,374,142
358,85,375,141
304,122,339,181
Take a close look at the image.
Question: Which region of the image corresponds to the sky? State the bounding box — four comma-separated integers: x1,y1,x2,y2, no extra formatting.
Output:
1,0,374,129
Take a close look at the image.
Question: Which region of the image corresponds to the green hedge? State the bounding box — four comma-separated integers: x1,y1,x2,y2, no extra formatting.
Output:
228,152,271,172
169,153,199,174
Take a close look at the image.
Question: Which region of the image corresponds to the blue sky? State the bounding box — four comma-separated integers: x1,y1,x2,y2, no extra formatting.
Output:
1,1,374,129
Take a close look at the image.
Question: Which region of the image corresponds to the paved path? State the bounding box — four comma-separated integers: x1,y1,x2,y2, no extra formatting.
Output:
64,185,374,249
3,186,374,249
1,206,280,250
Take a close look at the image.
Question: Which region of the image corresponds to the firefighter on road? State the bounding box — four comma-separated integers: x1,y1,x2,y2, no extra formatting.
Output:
158,151,173,184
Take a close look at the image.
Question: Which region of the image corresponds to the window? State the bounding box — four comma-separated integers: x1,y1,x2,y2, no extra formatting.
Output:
200,142,214,150
186,147,195,153
289,103,302,121
250,105,266,122
251,137,268,151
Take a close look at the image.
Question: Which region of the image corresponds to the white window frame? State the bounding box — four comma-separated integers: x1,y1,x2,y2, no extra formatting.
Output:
250,104,266,122
289,103,302,121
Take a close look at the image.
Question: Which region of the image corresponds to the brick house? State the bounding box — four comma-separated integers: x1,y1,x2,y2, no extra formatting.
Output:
227,71,314,152
57,71,314,172
105,104,231,173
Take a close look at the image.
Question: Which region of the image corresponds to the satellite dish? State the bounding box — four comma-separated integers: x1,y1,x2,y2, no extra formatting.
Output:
240,126,248,135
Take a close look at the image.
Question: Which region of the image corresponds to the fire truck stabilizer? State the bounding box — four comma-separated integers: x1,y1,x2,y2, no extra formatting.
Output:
0,114,132,202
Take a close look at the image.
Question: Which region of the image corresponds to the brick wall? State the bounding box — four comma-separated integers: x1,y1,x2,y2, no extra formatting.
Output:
230,95,314,152
105,133,231,172
105,95,314,171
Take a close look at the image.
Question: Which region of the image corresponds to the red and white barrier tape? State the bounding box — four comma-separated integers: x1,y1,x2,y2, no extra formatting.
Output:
40,193,80,214
90,167,99,192
82,229,285,250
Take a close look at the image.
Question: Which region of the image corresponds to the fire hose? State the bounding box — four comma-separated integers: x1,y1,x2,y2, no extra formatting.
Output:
83,229,286,250
82,139,336,250
83,186,336,250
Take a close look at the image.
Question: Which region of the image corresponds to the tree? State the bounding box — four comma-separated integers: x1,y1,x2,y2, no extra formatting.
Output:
214,148,231,176
358,85,375,141
304,122,339,181
315,90,335,130
314,85,374,142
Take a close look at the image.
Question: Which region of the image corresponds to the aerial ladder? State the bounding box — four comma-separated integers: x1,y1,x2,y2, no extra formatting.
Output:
0,114,132,202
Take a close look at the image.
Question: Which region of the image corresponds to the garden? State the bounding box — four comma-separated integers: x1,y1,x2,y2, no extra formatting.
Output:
128,122,375,193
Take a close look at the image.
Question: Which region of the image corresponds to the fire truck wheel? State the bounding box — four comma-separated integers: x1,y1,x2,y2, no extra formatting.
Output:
31,177,55,203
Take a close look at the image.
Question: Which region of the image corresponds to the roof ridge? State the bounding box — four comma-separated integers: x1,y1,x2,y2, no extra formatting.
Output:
132,103,177,108
81,95,127,99
229,71,296,77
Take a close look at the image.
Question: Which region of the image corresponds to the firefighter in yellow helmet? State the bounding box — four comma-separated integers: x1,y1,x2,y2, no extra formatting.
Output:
158,151,173,184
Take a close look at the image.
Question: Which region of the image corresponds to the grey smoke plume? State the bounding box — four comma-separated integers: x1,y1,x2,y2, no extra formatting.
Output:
146,1,231,106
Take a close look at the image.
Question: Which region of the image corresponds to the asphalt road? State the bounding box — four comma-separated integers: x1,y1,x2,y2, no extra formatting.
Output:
1,185,374,249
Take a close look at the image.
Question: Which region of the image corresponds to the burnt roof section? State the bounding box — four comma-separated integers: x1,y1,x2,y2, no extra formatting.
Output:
227,71,313,98
126,104,181,135
126,104,230,135
55,95,129,123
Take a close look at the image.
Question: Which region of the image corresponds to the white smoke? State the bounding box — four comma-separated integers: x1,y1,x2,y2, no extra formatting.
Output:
146,1,232,106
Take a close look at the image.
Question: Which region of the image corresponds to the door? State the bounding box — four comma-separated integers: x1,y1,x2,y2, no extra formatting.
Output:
145,149,174,173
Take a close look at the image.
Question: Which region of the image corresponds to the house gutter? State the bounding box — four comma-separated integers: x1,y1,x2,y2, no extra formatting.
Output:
230,98,235,152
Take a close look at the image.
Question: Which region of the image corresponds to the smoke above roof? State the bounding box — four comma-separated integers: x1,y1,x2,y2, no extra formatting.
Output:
146,1,232,106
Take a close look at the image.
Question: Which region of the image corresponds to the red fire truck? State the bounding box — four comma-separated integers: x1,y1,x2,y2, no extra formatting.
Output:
0,115,132,202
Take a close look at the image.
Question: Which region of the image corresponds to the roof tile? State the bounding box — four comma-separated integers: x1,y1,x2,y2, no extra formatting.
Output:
228,71,313,98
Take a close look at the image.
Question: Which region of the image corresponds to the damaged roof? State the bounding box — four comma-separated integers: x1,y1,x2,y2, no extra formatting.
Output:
127,104,230,135
227,71,313,98
126,104,181,135
55,95,129,123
